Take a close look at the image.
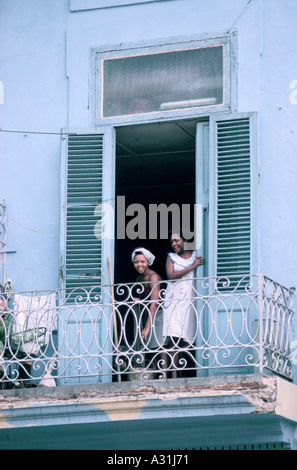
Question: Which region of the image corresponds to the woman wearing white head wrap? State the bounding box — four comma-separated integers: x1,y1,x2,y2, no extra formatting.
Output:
131,247,155,266
131,248,163,351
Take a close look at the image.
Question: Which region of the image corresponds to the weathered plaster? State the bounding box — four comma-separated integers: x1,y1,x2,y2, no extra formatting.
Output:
0,375,296,449
95,397,147,421
1,374,293,427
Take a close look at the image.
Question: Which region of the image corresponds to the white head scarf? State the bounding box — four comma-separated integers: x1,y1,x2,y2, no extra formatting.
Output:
131,247,155,266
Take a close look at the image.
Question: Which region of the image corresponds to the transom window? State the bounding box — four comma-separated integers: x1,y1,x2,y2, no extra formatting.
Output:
102,45,224,118
90,33,236,125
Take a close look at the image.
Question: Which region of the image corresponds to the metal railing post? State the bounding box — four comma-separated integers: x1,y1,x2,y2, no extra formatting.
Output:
258,273,264,375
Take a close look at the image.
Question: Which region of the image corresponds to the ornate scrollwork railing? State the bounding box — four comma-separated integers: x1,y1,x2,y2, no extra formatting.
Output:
0,273,295,387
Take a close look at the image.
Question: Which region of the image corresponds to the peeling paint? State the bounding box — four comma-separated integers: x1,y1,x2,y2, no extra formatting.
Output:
0,375,296,430
95,397,147,421
239,376,278,413
0,413,15,429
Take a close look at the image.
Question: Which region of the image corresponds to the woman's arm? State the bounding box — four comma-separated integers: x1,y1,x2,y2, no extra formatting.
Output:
166,255,204,280
141,273,161,341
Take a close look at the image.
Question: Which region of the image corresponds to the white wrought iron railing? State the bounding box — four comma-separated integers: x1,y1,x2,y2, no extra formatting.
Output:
0,274,295,387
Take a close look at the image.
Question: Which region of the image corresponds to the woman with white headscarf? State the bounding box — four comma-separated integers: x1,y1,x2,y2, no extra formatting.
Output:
131,248,163,348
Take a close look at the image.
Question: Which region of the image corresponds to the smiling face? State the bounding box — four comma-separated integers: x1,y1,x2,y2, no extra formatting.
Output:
170,234,185,254
133,254,149,275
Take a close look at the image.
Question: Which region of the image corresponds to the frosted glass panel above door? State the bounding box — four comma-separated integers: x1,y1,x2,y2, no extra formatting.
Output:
102,45,224,118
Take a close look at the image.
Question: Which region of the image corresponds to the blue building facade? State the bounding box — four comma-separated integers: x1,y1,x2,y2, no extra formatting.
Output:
0,0,297,450
1,0,297,294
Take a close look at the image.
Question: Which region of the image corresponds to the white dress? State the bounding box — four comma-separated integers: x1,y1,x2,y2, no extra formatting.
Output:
162,251,196,344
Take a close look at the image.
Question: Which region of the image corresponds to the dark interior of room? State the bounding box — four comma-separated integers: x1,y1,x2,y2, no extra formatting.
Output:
115,119,200,285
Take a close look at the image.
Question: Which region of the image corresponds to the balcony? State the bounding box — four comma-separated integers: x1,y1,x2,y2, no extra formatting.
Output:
0,273,295,388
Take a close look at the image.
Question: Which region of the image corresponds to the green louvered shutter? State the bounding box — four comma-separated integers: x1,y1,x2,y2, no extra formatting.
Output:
63,133,103,297
213,114,257,288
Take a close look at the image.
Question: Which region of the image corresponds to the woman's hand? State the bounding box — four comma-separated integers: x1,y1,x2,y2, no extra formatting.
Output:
141,325,150,341
192,256,204,268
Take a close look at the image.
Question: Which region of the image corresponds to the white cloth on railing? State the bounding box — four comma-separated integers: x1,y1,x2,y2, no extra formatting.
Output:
12,293,57,355
162,251,196,343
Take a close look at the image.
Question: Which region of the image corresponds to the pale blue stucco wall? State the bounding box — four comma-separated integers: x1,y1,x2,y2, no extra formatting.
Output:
0,0,296,295
0,0,69,290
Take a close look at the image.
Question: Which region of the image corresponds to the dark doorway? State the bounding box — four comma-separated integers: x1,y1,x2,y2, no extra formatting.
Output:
115,119,199,285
